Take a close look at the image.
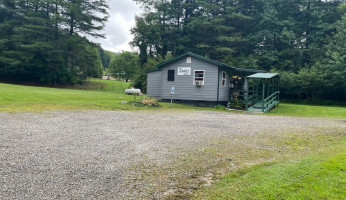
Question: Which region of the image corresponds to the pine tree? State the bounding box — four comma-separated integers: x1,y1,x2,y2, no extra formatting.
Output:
0,0,108,84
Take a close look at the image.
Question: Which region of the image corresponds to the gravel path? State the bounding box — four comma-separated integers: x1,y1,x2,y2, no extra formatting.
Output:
0,110,345,199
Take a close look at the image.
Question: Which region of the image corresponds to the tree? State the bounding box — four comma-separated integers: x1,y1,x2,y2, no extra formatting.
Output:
98,48,115,69
131,0,345,101
321,3,346,100
0,0,109,85
132,54,173,92
62,0,109,37
109,52,139,82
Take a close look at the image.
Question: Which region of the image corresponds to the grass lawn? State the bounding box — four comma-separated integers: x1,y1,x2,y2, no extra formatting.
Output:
0,79,133,112
0,79,345,118
268,103,346,118
194,138,346,200
0,79,211,112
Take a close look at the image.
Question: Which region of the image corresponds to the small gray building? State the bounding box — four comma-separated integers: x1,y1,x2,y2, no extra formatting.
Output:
146,52,280,111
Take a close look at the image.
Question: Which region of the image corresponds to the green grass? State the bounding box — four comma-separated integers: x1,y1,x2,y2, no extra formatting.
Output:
268,103,346,118
0,79,135,112
194,139,346,200
0,79,221,113
0,79,215,112
0,79,345,118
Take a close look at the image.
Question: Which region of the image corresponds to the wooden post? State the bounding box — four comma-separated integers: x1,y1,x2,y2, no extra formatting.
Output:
245,78,248,111
270,79,272,97
269,79,272,104
255,79,260,99
277,78,280,102
267,79,270,99
252,79,255,104
274,79,276,103
262,79,265,112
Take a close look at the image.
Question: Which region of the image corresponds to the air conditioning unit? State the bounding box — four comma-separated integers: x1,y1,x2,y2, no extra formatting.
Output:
195,81,204,87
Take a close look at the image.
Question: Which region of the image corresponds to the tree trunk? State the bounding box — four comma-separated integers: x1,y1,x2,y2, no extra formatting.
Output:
55,3,59,39
70,18,74,35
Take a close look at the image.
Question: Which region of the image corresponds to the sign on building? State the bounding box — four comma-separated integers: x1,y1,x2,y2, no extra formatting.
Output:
178,67,191,75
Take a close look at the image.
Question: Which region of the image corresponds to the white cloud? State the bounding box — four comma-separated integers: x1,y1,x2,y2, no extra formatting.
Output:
90,0,141,53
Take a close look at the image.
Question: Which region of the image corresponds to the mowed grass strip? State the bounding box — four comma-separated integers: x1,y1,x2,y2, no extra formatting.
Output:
0,79,209,112
268,103,346,118
194,139,346,200
0,79,134,112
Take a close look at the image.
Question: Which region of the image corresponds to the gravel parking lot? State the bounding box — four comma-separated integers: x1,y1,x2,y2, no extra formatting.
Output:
0,110,345,199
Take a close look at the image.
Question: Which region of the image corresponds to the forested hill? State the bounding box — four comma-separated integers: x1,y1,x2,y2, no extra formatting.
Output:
132,0,346,101
0,0,108,85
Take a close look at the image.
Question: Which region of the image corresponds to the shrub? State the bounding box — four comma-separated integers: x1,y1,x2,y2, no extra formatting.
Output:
214,104,227,110
229,101,245,109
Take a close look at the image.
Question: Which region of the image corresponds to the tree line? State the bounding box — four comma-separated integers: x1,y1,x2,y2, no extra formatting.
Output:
0,0,108,85
131,0,346,101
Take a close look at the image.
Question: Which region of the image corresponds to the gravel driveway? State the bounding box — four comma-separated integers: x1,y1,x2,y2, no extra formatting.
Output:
0,110,345,199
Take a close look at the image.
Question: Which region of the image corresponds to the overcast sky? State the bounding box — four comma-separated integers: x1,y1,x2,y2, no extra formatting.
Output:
90,0,142,53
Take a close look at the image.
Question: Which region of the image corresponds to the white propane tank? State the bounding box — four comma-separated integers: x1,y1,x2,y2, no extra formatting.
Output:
125,87,141,95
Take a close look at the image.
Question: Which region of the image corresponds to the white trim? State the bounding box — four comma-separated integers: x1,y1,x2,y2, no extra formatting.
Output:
221,71,226,87
193,70,205,86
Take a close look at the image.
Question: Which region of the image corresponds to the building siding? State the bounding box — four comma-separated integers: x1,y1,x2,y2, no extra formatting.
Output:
146,53,264,105
147,70,162,98
160,57,218,101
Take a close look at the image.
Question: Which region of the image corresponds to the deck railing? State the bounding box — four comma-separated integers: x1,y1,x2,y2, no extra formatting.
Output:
261,91,280,112
229,89,259,109
229,89,279,112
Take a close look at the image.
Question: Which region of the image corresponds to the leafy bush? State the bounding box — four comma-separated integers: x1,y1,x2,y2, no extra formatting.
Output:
214,105,227,110
229,102,245,109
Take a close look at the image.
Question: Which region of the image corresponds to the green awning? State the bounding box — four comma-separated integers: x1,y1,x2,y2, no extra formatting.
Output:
247,73,278,79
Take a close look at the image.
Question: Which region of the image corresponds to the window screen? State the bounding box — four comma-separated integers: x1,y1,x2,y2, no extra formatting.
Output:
194,70,205,85
168,70,175,81
194,70,204,81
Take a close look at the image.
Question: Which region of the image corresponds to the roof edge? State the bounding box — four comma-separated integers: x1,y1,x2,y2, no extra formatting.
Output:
156,52,226,69
247,73,279,79
145,68,161,73
147,52,265,74
236,68,265,73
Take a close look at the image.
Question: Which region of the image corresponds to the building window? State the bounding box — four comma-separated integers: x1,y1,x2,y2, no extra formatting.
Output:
221,71,226,87
194,70,205,86
187,57,191,63
167,70,175,81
